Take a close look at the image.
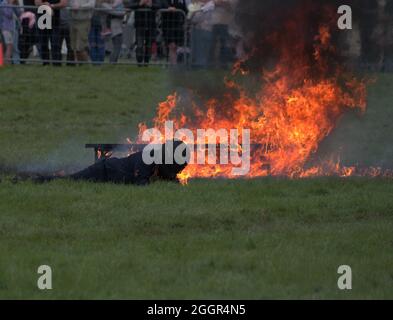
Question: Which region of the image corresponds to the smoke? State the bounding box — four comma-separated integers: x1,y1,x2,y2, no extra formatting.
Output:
171,0,359,94
166,0,393,172
169,1,354,113
233,0,358,73
13,139,93,176
230,0,392,171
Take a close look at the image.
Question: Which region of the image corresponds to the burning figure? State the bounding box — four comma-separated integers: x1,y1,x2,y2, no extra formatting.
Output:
32,141,189,185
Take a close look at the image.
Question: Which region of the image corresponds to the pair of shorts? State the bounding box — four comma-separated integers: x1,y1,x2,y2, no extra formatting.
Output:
1,30,14,45
70,20,90,51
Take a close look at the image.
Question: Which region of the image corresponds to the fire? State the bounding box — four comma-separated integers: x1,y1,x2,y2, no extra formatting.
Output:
135,2,390,183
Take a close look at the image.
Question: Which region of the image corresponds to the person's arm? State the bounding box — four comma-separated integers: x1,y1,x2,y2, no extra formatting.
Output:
34,0,50,6
102,1,125,16
50,0,67,9
200,0,215,12
80,0,95,9
187,2,199,20
126,0,140,9
214,0,231,9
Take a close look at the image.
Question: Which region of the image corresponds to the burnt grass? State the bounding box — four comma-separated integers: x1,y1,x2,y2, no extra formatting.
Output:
0,66,392,299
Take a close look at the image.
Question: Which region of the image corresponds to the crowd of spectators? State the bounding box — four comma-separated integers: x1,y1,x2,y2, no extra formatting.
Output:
0,0,241,67
2,0,393,70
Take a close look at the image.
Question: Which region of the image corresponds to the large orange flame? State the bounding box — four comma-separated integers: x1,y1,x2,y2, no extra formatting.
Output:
136,3,391,183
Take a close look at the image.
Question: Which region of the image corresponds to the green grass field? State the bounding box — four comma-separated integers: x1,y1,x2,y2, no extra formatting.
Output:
0,66,392,299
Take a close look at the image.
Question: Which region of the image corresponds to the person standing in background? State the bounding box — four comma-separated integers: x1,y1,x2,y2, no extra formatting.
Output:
59,7,75,64
161,0,188,65
0,0,21,64
188,0,214,68
19,0,38,63
89,1,106,64
101,0,125,63
121,8,135,59
127,0,161,66
209,0,233,68
11,0,23,64
34,0,67,65
69,0,95,63
356,0,380,70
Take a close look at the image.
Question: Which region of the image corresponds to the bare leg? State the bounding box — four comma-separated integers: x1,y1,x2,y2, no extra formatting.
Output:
5,44,13,64
169,42,177,65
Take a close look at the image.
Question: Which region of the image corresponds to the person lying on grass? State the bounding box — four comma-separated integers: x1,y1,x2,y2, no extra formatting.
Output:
31,140,189,185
